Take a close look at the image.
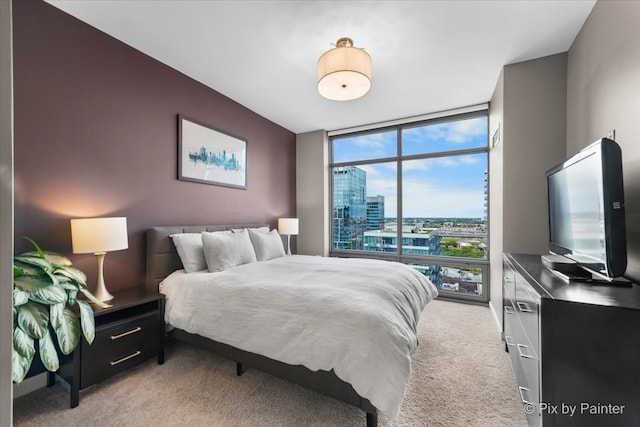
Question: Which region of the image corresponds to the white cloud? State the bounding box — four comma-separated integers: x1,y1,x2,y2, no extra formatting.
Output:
445,118,487,144
402,159,430,172
404,117,487,147
363,174,484,218
340,132,395,158
359,164,380,176
401,178,485,218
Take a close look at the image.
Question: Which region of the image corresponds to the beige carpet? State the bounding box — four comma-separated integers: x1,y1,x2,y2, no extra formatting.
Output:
13,299,527,427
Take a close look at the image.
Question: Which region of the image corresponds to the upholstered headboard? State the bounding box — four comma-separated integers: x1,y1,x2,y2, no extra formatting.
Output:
145,223,269,292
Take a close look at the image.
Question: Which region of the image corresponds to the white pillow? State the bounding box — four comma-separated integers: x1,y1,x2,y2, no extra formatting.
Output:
231,226,269,234
170,233,207,273
202,228,257,272
248,229,286,261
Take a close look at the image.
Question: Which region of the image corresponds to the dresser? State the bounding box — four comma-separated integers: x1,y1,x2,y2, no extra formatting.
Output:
503,253,640,427
56,288,165,407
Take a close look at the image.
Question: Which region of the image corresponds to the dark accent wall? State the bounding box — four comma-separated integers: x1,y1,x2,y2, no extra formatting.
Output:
13,0,296,292
567,0,640,283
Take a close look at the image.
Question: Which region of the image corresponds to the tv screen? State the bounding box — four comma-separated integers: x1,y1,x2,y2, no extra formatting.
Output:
546,138,627,280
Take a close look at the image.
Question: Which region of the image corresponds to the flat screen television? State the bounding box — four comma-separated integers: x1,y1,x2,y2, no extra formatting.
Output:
546,138,627,281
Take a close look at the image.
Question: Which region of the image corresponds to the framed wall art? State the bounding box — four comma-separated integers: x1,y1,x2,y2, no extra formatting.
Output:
178,114,247,189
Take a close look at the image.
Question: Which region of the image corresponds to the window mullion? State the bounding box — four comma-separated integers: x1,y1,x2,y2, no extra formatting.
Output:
396,128,402,261
329,110,490,302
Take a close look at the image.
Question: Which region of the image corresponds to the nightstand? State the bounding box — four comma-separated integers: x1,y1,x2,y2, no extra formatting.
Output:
56,288,165,408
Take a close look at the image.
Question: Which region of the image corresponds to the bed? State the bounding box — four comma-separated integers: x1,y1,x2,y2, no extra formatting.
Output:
146,224,438,426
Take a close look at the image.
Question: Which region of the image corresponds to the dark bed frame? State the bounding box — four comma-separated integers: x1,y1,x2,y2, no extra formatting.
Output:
146,224,378,427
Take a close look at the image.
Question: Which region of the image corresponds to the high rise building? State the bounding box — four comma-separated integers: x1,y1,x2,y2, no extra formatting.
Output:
366,195,385,231
332,166,366,250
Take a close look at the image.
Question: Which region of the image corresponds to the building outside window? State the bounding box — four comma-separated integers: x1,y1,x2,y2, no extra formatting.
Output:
366,195,385,231
330,111,489,302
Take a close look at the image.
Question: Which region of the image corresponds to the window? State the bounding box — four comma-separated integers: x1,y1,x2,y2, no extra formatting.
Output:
330,111,489,302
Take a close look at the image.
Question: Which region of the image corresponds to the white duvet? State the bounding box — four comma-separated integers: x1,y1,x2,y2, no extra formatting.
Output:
160,255,438,420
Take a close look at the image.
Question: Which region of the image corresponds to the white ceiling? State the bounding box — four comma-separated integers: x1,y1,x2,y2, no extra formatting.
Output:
45,0,596,134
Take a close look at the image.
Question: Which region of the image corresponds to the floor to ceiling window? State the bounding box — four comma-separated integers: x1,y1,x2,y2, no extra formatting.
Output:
330,110,489,302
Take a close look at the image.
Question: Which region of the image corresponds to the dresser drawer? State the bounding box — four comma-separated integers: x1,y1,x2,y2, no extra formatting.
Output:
503,259,516,302
81,310,160,387
514,273,540,355
509,318,541,427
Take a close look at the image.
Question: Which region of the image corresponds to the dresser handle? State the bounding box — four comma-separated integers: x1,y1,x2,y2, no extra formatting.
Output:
518,386,533,404
504,306,515,315
110,351,141,366
505,335,515,347
110,327,142,340
517,343,536,359
518,386,536,415
516,302,534,313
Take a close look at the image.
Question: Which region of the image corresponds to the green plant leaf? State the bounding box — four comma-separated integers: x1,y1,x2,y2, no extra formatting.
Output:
39,330,59,372
46,269,60,286
50,302,65,330
13,259,44,276
12,348,33,384
58,281,79,291
21,251,73,267
22,236,45,259
44,251,72,266
55,265,87,284
14,265,23,278
78,288,112,309
76,300,95,344
14,274,53,293
13,327,35,360
14,255,52,271
17,302,49,339
13,287,30,307
31,285,67,305
55,308,81,355
68,289,78,306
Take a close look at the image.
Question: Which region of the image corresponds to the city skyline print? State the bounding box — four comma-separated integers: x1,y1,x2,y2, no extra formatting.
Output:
178,115,247,189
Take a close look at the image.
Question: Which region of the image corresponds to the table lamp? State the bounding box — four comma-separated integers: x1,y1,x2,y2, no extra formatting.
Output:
71,217,128,302
278,218,299,255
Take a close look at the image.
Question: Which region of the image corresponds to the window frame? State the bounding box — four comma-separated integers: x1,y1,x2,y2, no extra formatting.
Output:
329,109,490,303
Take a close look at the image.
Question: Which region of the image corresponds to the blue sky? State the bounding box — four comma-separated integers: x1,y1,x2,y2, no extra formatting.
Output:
333,117,488,218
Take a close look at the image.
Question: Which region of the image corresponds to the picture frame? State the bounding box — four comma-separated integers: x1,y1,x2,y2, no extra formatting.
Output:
178,114,247,189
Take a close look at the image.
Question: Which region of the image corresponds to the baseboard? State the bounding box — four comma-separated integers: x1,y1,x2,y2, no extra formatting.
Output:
488,300,503,340
13,372,47,399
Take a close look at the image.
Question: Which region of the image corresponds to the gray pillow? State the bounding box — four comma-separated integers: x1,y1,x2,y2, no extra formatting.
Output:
170,233,207,273
202,228,257,272
249,229,286,261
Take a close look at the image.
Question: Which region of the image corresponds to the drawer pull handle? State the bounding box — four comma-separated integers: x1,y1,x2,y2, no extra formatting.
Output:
517,343,536,359
110,351,141,366
111,327,142,340
504,306,515,315
505,335,515,347
518,386,533,404
518,386,536,414
516,302,534,313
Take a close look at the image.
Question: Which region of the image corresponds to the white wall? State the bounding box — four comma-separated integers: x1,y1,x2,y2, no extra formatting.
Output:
1,0,14,423
567,0,640,283
489,68,504,333
296,130,329,256
489,53,568,331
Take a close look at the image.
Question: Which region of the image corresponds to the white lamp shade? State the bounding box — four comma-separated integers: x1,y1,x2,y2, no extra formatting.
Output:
71,217,128,254
278,218,299,236
318,39,371,101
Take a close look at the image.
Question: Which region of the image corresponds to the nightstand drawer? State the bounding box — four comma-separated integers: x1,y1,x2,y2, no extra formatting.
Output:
81,311,160,387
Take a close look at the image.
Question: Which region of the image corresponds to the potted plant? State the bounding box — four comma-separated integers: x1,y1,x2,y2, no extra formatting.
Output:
12,237,109,383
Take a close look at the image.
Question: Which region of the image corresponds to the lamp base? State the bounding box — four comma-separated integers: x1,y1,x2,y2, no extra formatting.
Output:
93,252,114,302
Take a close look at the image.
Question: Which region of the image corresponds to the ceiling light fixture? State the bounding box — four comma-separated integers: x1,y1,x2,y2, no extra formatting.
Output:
317,37,371,101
